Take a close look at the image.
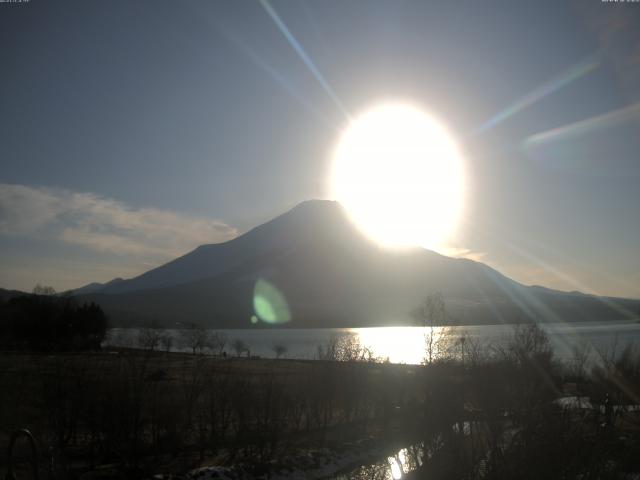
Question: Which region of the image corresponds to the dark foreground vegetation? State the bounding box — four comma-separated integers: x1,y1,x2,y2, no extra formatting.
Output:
1,324,640,479
0,290,107,351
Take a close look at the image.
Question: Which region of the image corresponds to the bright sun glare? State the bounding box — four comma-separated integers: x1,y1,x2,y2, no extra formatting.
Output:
331,103,465,251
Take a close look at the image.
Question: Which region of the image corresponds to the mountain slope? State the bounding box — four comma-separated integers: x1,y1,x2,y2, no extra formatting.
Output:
80,200,640,327
70,277,124,295
99,200,355,294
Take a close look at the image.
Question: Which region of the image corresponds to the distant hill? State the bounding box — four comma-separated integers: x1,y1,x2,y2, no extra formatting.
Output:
0,288,28,304
69,278,124,295
77,200,640,328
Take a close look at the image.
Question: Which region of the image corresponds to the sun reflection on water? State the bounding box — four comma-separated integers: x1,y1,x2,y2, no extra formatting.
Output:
388,456,403,479
337,443,427,479
351,326,450,364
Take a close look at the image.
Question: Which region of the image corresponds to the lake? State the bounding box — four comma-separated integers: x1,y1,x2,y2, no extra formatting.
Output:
104,321,640,365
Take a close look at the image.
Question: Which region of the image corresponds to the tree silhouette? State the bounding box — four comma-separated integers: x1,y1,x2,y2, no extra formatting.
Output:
232,338,249,357
272,343,287,359
32,283,56,296
414,292,447,364
1,294,107,350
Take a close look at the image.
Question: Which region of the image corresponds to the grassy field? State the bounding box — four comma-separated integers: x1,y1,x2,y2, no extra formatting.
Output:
0,348,428,478
3,325,640,479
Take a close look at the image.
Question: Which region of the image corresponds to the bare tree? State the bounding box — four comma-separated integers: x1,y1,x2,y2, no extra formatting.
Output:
464,335,489,366
506,323,553,367
569,339,591,380
232,339,249,357
209,331,228,356
414,292,448,364
137,323,162,352
316,335,375,362
160,334,173,354
32,284,56,295
180,323,210,355
317,335,340,361
272,343,287,359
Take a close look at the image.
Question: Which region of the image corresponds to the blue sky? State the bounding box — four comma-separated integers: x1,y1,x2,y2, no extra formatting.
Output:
1,0,639,298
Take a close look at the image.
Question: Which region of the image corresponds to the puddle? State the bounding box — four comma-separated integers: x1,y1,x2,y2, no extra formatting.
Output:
331,439,441,479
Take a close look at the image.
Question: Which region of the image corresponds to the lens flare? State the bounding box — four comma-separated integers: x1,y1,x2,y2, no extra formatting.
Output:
477,53,601,133
524,102,640,148
258,0,348,117
253,279,291,324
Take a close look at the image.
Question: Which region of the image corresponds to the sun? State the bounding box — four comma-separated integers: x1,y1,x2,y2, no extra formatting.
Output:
330,103,465,251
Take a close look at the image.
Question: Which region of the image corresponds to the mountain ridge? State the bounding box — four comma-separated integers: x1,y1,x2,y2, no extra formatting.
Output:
98,200,351,295
75,200,640,327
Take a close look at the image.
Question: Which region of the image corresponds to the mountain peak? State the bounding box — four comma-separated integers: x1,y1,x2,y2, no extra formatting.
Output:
274,199,347,228
81,199,640,327
99,199,356,294
287,199,342,213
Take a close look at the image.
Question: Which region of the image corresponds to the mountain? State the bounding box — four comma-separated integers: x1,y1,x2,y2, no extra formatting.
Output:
69,277,124,295
80,200,640,328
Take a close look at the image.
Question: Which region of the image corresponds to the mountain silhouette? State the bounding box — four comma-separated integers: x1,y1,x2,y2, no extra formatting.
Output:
70,277,124,295
80,200,640,328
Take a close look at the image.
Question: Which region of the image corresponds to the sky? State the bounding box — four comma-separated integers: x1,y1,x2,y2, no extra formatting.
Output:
1,0,639,298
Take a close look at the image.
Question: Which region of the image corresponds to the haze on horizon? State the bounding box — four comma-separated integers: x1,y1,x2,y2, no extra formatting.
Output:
1,0,639,299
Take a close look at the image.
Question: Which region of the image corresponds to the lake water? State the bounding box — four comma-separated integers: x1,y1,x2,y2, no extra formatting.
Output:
105,321,640,365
